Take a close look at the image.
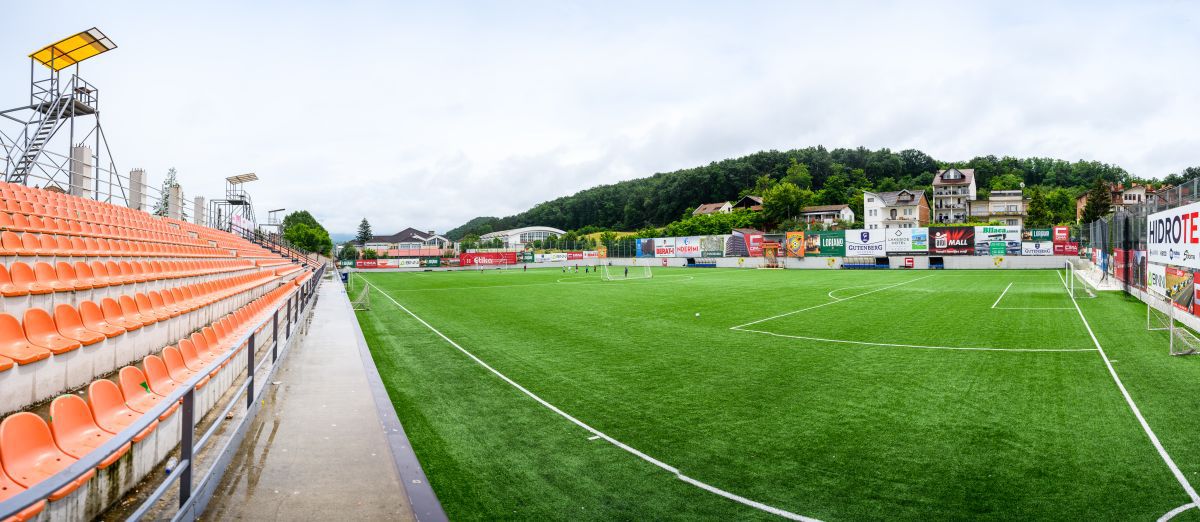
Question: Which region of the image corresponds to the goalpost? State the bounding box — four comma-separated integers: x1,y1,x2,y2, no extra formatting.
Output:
1147,289,1200,356
349,273,371,311
601,264,652,281
1062,259,1096,299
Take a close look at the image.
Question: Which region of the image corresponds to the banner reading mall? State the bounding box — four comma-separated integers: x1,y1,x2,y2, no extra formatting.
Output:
1148,201,1200,270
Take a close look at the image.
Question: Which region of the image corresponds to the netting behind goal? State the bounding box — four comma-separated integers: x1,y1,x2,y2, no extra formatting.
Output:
350,281,370,311
602,264,652,281
1146,289,1199,355
1063,260,1096,299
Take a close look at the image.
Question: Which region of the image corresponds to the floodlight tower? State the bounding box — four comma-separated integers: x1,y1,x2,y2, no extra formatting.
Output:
0,28,123,201
207,173,259,233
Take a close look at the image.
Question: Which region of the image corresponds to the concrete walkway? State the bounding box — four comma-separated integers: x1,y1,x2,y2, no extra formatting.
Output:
203,280,416,521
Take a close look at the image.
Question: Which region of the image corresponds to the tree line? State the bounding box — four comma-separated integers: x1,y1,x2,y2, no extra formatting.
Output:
446,145,1174,239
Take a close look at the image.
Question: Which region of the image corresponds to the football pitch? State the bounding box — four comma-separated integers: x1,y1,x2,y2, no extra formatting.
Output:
350,267,1200,521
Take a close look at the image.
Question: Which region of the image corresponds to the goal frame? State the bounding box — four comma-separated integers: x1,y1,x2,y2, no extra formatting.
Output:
601,264,652,281
1063,259,1096,299
1146,288,1200,356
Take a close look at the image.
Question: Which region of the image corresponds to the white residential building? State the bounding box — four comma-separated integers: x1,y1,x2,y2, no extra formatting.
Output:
863,189,930,230
968,190,1028,227
932,168,977,224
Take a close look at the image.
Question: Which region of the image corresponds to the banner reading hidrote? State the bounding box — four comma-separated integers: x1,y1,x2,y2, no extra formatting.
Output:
1148,201,1200,270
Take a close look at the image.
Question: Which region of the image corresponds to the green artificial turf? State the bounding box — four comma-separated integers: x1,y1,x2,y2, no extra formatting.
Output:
351,267,1200,521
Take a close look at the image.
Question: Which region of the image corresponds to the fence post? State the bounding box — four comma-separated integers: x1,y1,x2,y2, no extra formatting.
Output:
179,388,195,506
246,332,256,410
272,310,279,363
287,297,293,335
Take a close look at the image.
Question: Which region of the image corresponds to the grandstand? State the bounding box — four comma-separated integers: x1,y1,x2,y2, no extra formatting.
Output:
0,181,321,520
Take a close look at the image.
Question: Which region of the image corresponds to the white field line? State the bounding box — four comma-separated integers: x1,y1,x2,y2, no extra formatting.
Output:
730,275,935,331
1057,270,1200,510
362,279,820,522
738,328,1094,353
1159,502,1196,522
992,307,1075,310
991,282,1014,309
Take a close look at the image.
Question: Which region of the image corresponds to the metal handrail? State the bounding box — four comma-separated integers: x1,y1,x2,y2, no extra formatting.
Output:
0,263,325,520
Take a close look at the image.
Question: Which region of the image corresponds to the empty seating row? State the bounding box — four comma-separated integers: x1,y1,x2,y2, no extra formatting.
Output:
0,278,305,521
0,269,287,415
0,230,225,259
0,184,195,236
0,259,252,299
0,210,210,248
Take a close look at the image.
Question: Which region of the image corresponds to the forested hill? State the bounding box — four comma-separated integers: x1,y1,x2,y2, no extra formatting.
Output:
446,146,1149,239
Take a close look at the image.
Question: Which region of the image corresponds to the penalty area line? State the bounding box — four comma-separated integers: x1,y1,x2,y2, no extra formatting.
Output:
361,279,820,522
1159,502,1197,522
736,328,1094,353
991,282,1013,309
1058,271,1200,510
730,275,934,330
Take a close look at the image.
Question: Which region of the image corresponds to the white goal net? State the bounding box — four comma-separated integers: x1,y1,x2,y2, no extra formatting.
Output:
350,279,370,311
602,264,652,281
1063,260,1096,299
1147,289,1200,356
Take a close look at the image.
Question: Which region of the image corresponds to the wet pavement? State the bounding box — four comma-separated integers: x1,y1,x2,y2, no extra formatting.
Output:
203,280,415,521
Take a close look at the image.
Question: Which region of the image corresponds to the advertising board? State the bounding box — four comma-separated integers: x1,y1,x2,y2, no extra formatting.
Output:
884,227,928,255
675,236,702,257
1148,201,1200,270
784,231,805,258
804,230,845,256
1021,242,1053,256
845,229,885,255
1149,263,1167,296
930,227,974,255
459,252,518,266
700,235,726,257
1053,242,1080,256
1166,266,1194,312
654,238,676,258
1023,228,1052,242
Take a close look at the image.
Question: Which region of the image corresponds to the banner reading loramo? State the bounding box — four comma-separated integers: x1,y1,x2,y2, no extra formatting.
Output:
884,227,928,255
845,229,885,255
1148,201,1200,270
460,252,518,266
804,230,845,256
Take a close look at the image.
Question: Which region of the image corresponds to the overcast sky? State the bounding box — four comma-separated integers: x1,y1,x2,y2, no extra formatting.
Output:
1,1,1196,234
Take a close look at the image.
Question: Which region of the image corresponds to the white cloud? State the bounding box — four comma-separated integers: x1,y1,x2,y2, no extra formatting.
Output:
1,1,1196,234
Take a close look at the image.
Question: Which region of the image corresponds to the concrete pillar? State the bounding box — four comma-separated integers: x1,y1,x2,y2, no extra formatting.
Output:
193,196,206,225
128,169,145,211
168,185,182,220
69,145,94,199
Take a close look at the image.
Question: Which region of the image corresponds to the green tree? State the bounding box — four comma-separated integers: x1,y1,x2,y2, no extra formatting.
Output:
1045,187,1076,224
361,248,379,260
338,242,358,261
153,168,180,217
1025,187,1053,228
355,218,373,245
740,174,776,198
782,158,812,189
282,222,333,256
1081,177,1112,223
990,173,1024,191
762,182,806,224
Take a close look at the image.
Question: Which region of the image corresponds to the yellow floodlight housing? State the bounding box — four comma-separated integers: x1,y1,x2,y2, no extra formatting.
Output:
30,28,116,71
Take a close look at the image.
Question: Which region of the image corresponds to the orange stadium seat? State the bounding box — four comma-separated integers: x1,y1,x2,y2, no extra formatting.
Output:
86,379,155,442
117,367,175,420
0,458,45,521
48,394,130,468
0,412,94,501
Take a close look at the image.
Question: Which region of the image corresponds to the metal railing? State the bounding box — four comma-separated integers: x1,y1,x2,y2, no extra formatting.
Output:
0,263,325,521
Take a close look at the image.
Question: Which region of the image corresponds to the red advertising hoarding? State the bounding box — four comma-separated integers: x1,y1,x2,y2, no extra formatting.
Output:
459,252,519,266
930,227,975,255
1053,226,1070,243
1053,242,1080,256
356,260,379,269
747,234,764,257
567,252,584,260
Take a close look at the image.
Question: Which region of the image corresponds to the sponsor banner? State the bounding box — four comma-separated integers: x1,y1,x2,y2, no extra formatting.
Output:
1023,228,1052,242
549,253,568,262
1195,272,1200,317
700,235,726,257
1166,266,1194,312
725,230,763,257
977,240,1021,256
459,252,518,266
1149,263,1168,296
884,228,928,254
597,246,608,258
583,250,598,259
1053,242,1079,256
654,237,677,258
930,227,975,255
784,231,805,258
804,230,845,257
231,214,253,236
636,238,655,258
675,236,702,257
1114,249,1129,283
567,251,584,260
976,226,1022,244
1021,242,1054,256
1132,250,1147,290
1053,226,1070,243
355,259,378,269
422,258,441,267
989,242,1007,256
846,229,886,256
1148,201,1200,270
519,251,535,263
